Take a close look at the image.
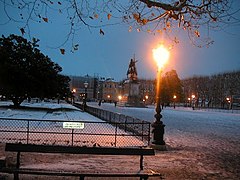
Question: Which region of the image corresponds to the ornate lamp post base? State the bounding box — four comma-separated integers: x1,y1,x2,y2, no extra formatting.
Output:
150,143,167,151
150,114,167,151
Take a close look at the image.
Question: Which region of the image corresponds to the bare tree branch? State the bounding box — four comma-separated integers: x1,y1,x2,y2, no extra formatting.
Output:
1,0,239,49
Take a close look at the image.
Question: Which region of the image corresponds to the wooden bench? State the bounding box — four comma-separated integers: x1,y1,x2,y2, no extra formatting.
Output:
0,143,161,180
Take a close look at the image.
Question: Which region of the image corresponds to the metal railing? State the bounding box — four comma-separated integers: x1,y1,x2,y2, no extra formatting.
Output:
73,103,151,143
0,117,150,147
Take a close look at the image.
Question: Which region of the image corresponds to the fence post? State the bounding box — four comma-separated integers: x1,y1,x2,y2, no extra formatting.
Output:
132,118,135,135
148,123,151,146
27,120,30,144
114,123,117,147
71,129,74,146
125,116,127,132
109,112,111,122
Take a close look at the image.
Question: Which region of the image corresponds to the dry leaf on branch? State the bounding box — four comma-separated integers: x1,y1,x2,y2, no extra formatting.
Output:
42,17,48,22
100,29,105,35
60,48,65,55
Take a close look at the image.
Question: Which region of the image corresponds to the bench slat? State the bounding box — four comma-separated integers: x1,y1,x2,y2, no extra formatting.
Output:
5,143,155,155
0,168,162,178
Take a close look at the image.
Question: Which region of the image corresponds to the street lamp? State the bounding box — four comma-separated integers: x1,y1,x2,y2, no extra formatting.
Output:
188,97,191,107
72,88,76,104
173,95,177,109
226,97,231,110
144,95,149,105
151,44,169,149
83,81,88,111
118,95,122,101
107,95,111,102
191,94,195,110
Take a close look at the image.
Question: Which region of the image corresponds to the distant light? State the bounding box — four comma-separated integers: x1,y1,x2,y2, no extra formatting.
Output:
118,95,122,100
84,81,88,88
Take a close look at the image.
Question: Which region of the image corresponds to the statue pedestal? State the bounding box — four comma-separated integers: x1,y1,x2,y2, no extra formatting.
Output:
125,81,145,107
126,95,145,107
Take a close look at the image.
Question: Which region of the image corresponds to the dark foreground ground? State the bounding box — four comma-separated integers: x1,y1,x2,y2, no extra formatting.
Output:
1,130,239,180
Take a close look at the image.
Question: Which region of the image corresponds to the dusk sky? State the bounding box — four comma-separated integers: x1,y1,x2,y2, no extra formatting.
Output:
1,1,240,81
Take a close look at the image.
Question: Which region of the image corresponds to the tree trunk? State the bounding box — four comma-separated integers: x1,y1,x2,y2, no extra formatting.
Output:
11,97,24,107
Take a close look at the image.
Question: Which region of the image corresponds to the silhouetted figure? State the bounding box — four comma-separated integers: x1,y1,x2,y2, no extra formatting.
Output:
98,100,102,106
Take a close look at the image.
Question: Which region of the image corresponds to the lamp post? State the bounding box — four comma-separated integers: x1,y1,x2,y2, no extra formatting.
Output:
151,44,169,150
107,95,111,103
188,97,191,107
191,94,195,110
145,95,149,105
83,81,88,111
72,88,76,104
173,95,177,109
226,97,231,110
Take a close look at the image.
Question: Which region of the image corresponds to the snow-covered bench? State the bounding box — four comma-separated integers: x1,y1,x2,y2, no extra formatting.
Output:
1,143,161,180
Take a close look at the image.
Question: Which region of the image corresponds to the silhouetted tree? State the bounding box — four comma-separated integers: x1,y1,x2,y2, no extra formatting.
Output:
160,69,183,105
0,34,71,107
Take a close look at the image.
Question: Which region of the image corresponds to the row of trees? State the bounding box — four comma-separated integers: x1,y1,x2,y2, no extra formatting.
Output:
182,71,240,108
0,34,71,107
139,69,240,109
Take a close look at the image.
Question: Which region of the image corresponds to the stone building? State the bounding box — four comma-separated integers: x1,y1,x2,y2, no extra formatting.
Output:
101,78,120,102
69,75,98,101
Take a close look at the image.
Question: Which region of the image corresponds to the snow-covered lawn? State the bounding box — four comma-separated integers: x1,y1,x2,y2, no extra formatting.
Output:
0,101,145,147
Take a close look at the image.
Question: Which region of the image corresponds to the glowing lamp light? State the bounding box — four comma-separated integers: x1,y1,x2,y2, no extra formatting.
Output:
152,44,170,69
118,95,122,100
226,97,231,103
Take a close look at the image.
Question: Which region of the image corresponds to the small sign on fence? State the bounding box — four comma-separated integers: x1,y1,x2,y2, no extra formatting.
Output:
63,122,84,129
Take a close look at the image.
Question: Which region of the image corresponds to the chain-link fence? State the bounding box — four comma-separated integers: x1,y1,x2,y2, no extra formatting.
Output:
73,103,151,142
0,117,150,147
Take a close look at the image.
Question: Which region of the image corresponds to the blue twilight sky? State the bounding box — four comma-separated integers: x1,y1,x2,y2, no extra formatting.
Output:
1,2,240,81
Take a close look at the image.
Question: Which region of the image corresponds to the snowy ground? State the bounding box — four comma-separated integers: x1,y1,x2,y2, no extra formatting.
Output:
0,101,240,179
0,101,145,147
